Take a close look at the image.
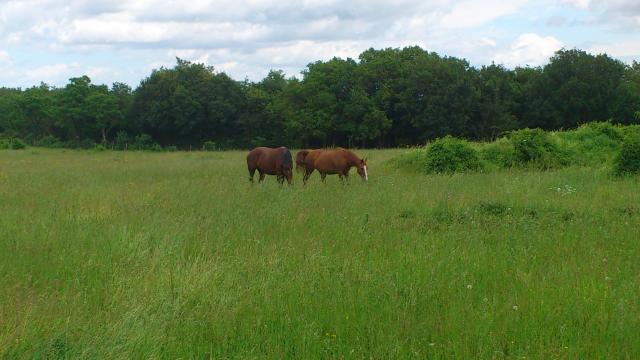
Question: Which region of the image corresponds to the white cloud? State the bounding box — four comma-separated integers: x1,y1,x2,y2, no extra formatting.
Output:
25,63,83,83
0,50,11,64
561,0,590,9
439,0,526,29
0,0,638,88
590,40,640,58
493,33,564,67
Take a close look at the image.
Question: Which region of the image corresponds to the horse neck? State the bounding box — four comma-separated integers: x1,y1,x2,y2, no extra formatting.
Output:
343,151,360,167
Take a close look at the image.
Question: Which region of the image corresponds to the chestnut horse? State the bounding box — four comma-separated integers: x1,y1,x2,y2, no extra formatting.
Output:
297,148,367,184
247,147,293,185
295,148,324,176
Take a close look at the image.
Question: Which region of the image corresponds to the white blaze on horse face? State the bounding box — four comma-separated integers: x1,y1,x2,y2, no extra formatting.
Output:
364,165,368,181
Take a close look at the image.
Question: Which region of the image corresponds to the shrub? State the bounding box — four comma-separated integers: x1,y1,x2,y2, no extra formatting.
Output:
132,134,156,150
613,133,640,176
508,128,571,169
0,138,27,150
34,135,64,148
558,122,624,165
202,141,217,151
76,138,96,149
165,146,177,152
423,136,483,174
93,144,107,151
114,131,129,150
479,138,516,168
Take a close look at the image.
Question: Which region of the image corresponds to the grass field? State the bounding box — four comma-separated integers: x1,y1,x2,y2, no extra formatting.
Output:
1,148,639,358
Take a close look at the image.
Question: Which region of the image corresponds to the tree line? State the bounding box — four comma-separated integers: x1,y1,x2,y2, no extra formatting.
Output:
1,47,639,149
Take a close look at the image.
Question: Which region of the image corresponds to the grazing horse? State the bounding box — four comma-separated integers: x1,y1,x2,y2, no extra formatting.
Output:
247,147,293,185
296,149,326,184
299,148,368,183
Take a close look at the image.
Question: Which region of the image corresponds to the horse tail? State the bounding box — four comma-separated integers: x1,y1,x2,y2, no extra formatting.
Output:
282,148,293,170
295,149,309,172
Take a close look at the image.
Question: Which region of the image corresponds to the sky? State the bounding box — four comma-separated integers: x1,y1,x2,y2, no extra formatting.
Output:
0,0,639,88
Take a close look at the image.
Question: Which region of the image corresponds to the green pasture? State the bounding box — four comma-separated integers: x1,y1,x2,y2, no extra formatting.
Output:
1,148,639,358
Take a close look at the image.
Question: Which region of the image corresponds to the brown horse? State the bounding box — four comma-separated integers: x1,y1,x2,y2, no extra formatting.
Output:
297,148,367,183
247,147,293,185
295,149,325,181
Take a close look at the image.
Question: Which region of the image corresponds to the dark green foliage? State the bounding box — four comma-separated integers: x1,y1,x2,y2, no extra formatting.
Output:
508,128,571,169
114,131,129,150
131,134,157,150
613,133,640,176
202,141,217,151
423,136,483,174
0,138,27,150
1,49,639,149
34,135,63,148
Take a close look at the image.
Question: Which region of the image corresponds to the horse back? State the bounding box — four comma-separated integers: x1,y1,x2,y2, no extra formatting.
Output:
315,149,348,172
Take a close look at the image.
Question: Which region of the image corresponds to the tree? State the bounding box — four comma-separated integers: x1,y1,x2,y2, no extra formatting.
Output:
472,64,519,139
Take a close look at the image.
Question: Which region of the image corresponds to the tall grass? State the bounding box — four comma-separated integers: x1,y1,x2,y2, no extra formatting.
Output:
1,148,639,358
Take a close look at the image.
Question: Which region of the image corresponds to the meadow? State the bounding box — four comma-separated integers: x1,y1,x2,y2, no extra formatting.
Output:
1,147,639,358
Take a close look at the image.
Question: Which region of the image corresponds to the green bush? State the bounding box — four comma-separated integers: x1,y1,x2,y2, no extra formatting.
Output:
93,144,107,151
559,122,624,165
202,141,217,151
165,145,177,152
479,138,516,168
508,128,571,169
114,131,129,150
424,136,483,174
613,133,640,176
131,134,156,150
34,135,64,148
0,138,27,150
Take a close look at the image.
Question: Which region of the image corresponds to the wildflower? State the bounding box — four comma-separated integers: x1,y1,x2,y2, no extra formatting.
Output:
466,284,472,289
483,297,488,303
512,305,519,310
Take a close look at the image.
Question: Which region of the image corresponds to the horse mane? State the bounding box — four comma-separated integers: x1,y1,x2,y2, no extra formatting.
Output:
340,148,361,165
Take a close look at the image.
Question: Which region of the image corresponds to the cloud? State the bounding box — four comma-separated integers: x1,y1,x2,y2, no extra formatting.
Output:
25,63,84,83
561,0,590,9
493,33,564,67
0,50,11,64
0,0,637,88
590,40,640,58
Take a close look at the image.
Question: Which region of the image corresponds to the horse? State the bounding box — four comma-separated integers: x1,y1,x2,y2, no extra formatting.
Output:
298,148,368,183
246,147,293,185
296,149,326,184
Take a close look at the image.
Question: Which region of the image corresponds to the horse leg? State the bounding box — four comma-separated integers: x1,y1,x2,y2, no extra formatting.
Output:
303,169,312,185
248,167,256,183
320,172,327,183
258,171,266,183
277,174,284,185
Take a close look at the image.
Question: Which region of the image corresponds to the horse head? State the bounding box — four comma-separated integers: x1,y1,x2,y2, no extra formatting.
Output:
355,156,368,181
